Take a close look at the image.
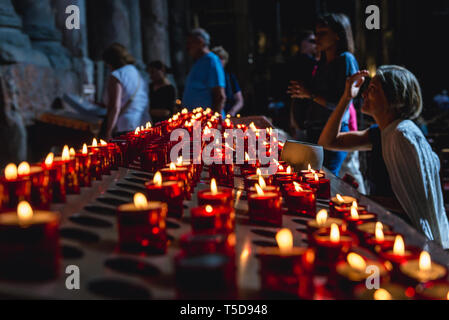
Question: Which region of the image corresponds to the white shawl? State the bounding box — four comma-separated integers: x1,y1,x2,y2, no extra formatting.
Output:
382,120,449,249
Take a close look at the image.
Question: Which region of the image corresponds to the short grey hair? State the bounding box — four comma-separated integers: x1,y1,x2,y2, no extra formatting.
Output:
189,28,210,46
376,65,423,120
211,46,229,64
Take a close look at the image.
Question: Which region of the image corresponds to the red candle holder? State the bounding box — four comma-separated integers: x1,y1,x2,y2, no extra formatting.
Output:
306,177,330,199
161,166,191,199
117,199,168,254
329,195,358,215
311,227,354,274
0,168,31,211
0,203,60,280
243,174,273,191
54,156,80,195
179,232,236,258
343,211,377,230
42,156,66,203
257,246,315,298
197,184,234,208
209,163,234,188
285,188,316,216
334,254,389,299
363,231,397,253
145,177,184,219
29,165,52,210
75,149,91,188
248,191,282,226
331,204,368,218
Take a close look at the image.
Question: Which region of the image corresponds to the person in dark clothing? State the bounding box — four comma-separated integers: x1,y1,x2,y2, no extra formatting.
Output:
288,14,359,176
288,30,318,137
211,46,244,116
147,60,176,123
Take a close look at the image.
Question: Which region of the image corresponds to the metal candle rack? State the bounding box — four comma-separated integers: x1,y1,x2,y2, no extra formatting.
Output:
0,164,448,299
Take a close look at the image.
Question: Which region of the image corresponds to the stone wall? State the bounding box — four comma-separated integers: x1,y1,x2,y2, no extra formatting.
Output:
0,0,174,166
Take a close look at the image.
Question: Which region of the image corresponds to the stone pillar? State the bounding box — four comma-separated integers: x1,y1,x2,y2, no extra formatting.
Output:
50,0,93,84
141,0,171,66
168,0,191,94
86,0,131,61
0,0,50,66
12,0,72,69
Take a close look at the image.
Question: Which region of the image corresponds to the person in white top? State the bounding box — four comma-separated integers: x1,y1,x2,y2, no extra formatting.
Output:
317,65,449,249
102,43,150,139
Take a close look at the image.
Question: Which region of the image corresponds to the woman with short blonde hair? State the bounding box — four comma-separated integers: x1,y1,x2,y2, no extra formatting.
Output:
317,65,449,248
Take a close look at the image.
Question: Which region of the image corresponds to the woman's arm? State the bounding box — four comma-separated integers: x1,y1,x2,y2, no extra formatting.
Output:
228,91,244,116
318,70,372,152
105,76,122,140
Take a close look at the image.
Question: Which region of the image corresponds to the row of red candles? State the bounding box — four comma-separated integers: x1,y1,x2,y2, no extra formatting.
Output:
0,107,447,300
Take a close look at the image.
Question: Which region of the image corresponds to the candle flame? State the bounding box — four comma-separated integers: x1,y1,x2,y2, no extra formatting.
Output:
375,222,384,242
205,205,213,213
245,152,250,161
393,235,405,256
176,156,183,166
140,125,144,131
69,148,76,157
279,165,284,171
374,288,392,300
45,153,54,167
286,166,292,174
133,193,148,209
446,291,449,300
146,122,152,129
100,139,108,146
256,168,262,176
308,164,311,171
255,183,264,196
17,201,33,222
418,251,431,272
314,173,319,181
17,162,30,176
352,201,358,209
4,163,18,180
258,175,266,189
316,209,328,226
134,127,140,135
153,172,162,187
210,178,218,195
82,143,88,155
335,194,344,203
169,162,176,170
62,145,70,161
92,138,98,147
347,252,367,272
350,205,359,219
330,223,340,243
293,182,303,192
276,229,293,253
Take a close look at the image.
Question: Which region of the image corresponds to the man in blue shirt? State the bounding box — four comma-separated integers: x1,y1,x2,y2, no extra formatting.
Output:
182,28,226,113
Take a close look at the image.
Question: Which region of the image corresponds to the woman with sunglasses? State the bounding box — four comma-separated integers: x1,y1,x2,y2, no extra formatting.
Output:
318,66,449,249
288,13,360,177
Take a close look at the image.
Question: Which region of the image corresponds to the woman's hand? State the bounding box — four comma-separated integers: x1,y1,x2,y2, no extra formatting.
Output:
343,70,370,100
287,81,312,99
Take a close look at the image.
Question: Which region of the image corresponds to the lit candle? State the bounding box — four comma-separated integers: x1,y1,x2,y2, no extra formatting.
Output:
54,145,80,195
0,163,32,210
17,162,52,210
379,235,418,266
312,223,354,273
161,162,191,199
274,165,295,186
243,172,273,191
257,229,315,297
363,222,397,252
306,173,330,200
197,178,234,208
335,252,389,299
0,201,60,280
116,193,168,254
42,152,66,203
343,203,377,229
246,176,279,194
75,143,91,187
329,194,357,215
145,171,184,218
399,251,447,285
307,209,344,233
248,184,282,226
285,182,317,216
